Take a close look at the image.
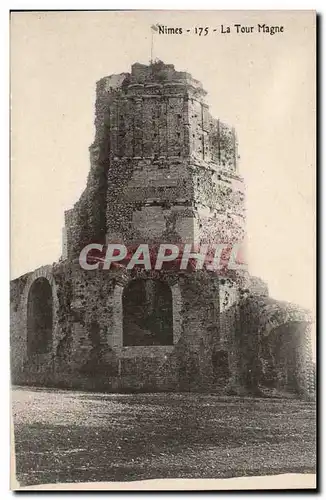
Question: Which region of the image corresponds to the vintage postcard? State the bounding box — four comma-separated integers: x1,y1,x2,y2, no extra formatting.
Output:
10,10,316,490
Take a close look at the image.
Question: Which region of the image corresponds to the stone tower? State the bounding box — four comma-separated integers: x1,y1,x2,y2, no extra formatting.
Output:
64,61,245,260
10,61,315,397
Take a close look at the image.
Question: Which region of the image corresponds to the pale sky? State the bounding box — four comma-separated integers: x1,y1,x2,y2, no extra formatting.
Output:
11,10,315,316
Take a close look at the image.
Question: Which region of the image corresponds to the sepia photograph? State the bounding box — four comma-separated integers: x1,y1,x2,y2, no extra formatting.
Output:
10,10,316,491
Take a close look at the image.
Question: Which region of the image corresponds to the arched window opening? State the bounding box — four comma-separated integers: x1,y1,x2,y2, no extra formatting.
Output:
27,278,53,356
123,279,173,346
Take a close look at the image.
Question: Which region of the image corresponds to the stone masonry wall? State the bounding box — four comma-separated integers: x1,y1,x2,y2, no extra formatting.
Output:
11,258,222,392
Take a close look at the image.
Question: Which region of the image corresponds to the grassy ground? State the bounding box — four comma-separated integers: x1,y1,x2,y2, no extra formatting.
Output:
12,386,316,487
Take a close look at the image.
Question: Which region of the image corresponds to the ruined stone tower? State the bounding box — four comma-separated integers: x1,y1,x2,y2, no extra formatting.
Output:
10,62,315,397
64,61,245,259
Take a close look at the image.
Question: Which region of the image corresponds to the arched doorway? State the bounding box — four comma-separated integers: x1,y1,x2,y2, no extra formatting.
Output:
261,321,311,394
122,279,173,346
27,278,53,356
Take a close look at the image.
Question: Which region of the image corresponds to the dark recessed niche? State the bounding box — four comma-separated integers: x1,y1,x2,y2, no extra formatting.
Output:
123,279,173,346
27,278,53,356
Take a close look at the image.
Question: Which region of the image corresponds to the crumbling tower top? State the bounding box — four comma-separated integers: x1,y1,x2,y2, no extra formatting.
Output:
92,60,237,171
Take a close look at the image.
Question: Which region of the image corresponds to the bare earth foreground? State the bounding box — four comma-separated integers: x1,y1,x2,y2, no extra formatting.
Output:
12,387,316,488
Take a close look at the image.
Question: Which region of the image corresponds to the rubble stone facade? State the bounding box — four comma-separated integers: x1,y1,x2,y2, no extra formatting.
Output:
10,62,314,397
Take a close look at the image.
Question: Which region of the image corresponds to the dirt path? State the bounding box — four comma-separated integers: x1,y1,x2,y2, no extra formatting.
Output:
12,387,316,487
